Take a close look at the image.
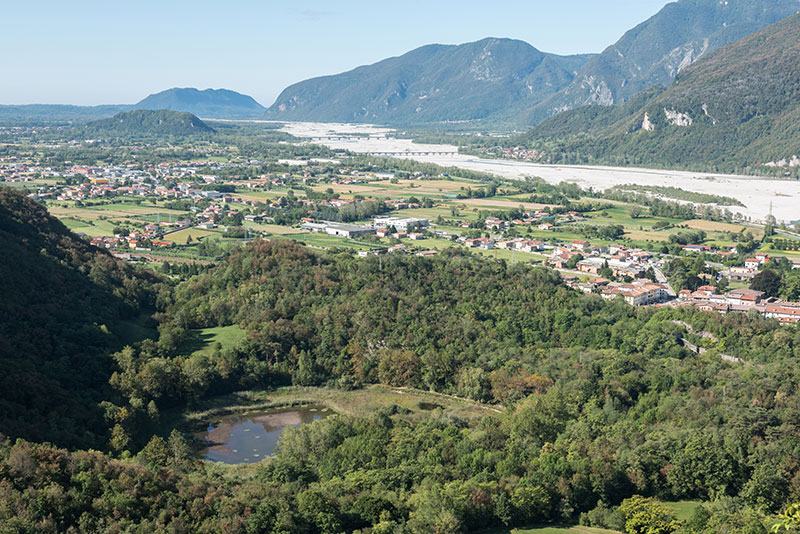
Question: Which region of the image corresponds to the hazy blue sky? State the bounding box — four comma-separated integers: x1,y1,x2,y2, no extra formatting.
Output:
1,0,672,106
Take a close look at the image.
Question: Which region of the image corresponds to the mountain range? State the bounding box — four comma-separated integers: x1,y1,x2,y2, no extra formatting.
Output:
264,0,800,127
516,11,800,173
522,0,800,125
0,88,265,123
265,38,592,125
133,88,266,119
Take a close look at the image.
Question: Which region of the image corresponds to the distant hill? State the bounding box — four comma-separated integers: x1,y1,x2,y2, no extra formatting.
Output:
86,109,215,136
264,38,594,125
0,88,263,124
134,88,266,118
523,0,800,125
0,187,161,448
516,12,800,174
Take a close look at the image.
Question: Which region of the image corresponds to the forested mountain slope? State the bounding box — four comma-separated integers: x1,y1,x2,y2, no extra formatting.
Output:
264,38,593,124
523,0,800,125
85,109,215,137
517,12,800,174
0,188,162,447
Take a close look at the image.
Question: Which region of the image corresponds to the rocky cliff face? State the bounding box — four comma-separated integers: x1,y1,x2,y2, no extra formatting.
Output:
518,12,800,172
522,0,800,125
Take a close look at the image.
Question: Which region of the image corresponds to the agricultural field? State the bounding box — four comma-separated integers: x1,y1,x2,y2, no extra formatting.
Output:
459,198,551,210
164,227,219,244
283,232,378,251
232,190,293,202
311,182,391,195
583,206,683,229
622,229,673,242
244,222,305,235
309,177,481,200
411,237,547,264
683,219,752,233
49,202,187,222
389,205,479,222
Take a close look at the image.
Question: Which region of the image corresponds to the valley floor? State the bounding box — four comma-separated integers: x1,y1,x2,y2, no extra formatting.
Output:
277,121,800,224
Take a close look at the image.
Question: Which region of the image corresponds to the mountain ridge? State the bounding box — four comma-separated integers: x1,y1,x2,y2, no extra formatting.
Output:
523,0,800,125
263,0,800,127
264,37,594,124
134,87,266,118
0,88,265,123
515,12,800,174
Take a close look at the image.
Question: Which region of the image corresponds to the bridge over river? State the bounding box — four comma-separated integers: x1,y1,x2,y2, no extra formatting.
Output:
364,150,460,157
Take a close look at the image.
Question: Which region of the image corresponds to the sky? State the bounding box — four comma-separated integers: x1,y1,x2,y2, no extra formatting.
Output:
1,0,673,107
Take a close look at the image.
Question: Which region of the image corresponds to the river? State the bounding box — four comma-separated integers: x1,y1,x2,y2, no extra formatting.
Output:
273,121,800,224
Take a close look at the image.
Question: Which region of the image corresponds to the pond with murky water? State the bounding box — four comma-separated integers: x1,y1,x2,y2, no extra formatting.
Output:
196,405,333,464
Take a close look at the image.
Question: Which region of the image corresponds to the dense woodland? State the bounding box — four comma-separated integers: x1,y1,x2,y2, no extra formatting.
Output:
3,188,800,533
84,110,215,137
0,188,163,449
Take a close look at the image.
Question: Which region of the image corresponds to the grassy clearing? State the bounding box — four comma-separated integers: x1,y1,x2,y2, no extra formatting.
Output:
663,501,703,521
85,201,186,216
50,206,113,220
173,385,501,435
59,217,93,229
474,248,547,264
530,228,592,242
179,325,248,356
141,248,225,262
115,313,158,346
66,219,120,237
413,241,548,264
367,179,474,195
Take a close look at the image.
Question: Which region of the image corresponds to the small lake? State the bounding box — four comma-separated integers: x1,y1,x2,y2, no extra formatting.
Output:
196,405,333,464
